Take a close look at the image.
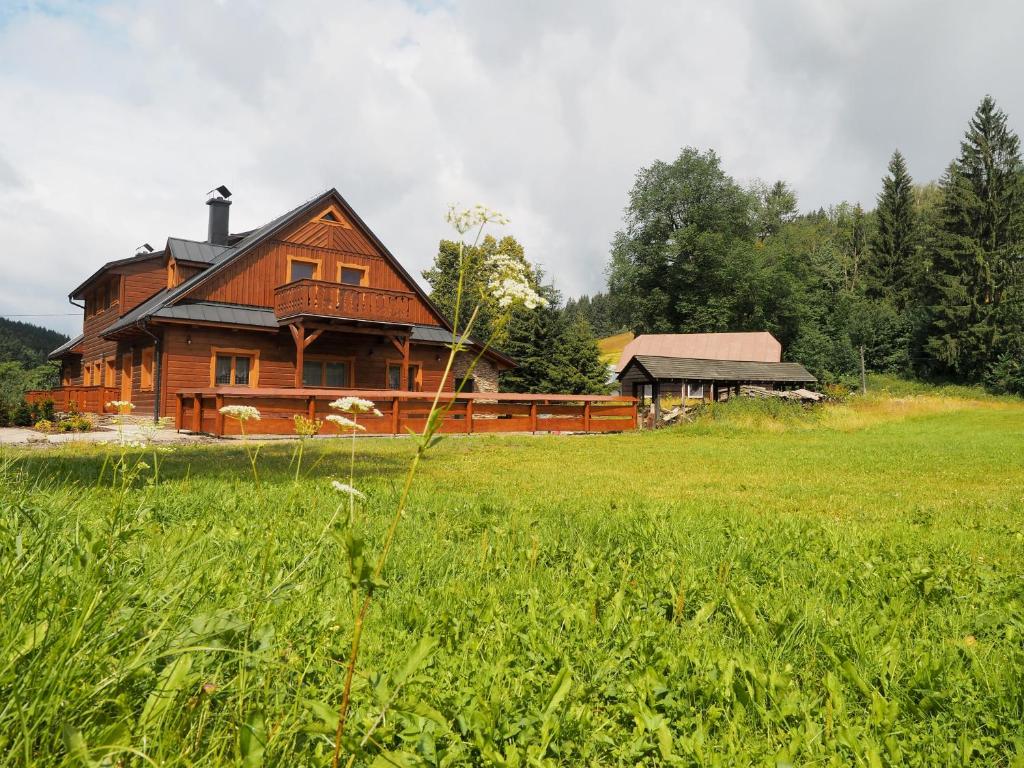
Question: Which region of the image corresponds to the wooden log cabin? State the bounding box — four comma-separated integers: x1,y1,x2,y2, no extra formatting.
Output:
33,187,638,436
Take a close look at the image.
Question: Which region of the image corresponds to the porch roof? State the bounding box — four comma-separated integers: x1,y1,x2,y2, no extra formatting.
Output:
48,333,84,359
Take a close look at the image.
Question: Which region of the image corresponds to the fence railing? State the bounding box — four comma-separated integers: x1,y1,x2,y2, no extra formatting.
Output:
25,386,120,415
175,388,637,437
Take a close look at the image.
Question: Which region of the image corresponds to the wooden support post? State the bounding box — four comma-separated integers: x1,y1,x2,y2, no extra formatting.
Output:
214,394,225,437
631,398,638,430
289,323,305,389
584,400,592,432
391,396,400,435
466,398,474,434
175,393,183,430
529,402,538,433
400,336,410,391
192,393,202,433
307,396,316,421
652,382,661,425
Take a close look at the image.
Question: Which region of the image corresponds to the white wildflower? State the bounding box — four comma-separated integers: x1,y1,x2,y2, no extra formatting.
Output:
486,254,547,310
326,414,366,431
371,408,383,417
219,405,261,421
331,480,364,499
106,400,135,412
445,204,509,235
329,396,375,413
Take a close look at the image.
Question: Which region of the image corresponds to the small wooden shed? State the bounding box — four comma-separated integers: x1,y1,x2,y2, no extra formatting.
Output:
618,354,817,421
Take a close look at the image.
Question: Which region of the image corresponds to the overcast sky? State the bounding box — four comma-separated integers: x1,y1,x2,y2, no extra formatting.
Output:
1,0,1023,337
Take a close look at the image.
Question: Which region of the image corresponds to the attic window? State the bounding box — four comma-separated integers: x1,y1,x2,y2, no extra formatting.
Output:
314,206,350,227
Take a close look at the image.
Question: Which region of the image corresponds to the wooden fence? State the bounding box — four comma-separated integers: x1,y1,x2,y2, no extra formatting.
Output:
176,388,637,437
25,386,119,415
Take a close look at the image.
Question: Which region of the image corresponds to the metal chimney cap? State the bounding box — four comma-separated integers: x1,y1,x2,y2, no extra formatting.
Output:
206,184,232,199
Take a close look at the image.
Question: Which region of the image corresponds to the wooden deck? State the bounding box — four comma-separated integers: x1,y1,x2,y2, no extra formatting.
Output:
176,388,637,437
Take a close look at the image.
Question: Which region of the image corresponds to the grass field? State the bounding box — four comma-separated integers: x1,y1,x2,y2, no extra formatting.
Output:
3,387,1024,766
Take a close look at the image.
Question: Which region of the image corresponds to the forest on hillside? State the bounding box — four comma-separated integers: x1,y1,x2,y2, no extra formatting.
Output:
559,95,1024,393
0,317,65,425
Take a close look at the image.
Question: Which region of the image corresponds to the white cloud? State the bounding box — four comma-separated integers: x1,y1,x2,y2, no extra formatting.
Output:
1,0,1022,336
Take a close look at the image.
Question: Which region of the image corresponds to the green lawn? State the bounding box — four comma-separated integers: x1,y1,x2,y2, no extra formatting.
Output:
2,395,1024,766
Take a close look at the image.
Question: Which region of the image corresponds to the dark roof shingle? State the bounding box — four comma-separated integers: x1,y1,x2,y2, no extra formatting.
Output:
621,355,816,383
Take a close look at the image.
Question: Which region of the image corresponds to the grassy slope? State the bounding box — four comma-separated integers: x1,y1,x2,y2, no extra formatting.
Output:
2,394,1024,765
597,330,633,366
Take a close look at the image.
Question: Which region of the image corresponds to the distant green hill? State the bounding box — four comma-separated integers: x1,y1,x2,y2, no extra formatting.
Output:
0,317,68,368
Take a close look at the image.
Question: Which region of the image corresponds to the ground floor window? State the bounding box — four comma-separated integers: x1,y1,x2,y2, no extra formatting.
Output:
387,362,421,391
105,358,116,387
303,358,353,388
211,348,258,386
686,382,705,399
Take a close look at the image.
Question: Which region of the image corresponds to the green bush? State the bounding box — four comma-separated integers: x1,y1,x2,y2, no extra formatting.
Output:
34,419,55,433
11,400,32,427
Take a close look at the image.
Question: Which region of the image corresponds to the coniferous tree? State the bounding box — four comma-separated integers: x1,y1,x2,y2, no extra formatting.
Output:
548,315,612,394
868,150,917,307
924,96,1024,379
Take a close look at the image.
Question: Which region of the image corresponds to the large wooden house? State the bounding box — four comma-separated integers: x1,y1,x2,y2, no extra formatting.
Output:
37,187,637,436
46,188,513,417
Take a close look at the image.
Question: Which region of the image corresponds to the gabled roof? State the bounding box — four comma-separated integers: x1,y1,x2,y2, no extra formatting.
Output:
620,354,816,384
69,250,165,300
616,332,781,371
105,188,451,334
48,333,84,359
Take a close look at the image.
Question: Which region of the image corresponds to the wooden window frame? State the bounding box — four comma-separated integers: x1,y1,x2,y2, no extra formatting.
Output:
210,347,260,387
302,354,355,388
141,346,155,391
385,359,422,392
287,255,322,283
686,382,705,399
104,358,116,388
337,262,369,287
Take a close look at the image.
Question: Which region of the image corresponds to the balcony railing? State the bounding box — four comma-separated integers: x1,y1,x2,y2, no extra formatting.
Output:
274,280,433,325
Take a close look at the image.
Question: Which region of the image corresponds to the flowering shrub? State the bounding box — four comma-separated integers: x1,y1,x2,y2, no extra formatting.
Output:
105,400,135,414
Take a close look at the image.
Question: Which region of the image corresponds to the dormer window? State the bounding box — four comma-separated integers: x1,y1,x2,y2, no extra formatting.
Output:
321,211,339,222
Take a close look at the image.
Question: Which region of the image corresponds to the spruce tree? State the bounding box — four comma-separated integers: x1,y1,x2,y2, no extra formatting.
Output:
925,95,1024,379
869,150,917,307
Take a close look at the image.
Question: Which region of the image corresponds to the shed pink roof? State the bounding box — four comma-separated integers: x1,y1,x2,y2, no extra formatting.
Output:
616,332,781,371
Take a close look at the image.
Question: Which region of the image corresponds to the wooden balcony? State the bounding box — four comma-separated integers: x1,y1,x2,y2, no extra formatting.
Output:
273,280,434,325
